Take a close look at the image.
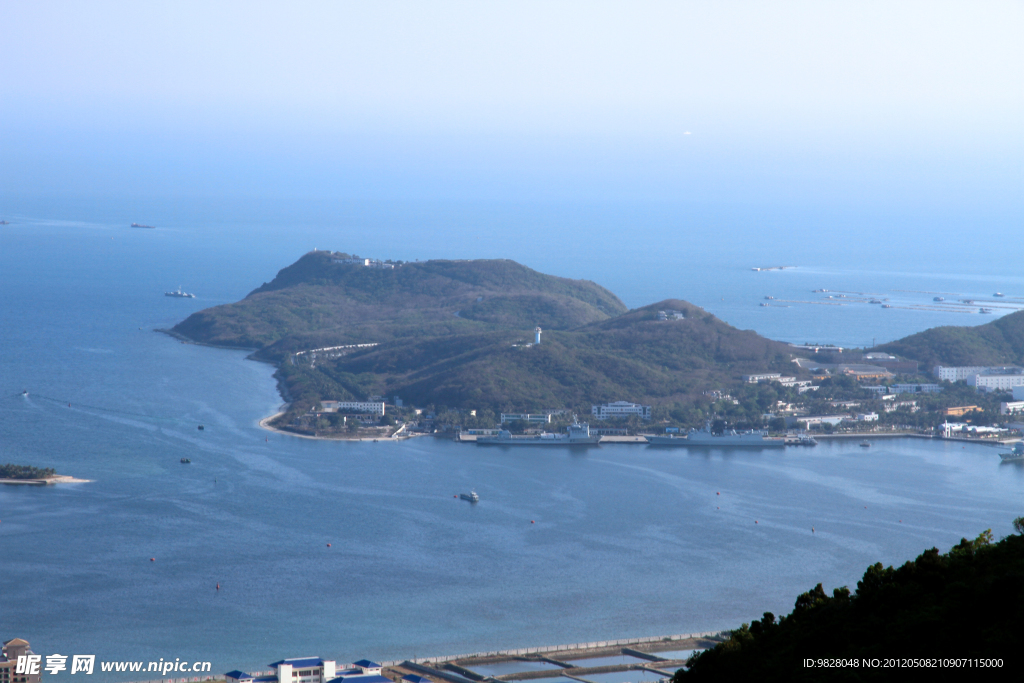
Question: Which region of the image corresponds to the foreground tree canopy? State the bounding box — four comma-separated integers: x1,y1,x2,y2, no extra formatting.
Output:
675,519,1024,681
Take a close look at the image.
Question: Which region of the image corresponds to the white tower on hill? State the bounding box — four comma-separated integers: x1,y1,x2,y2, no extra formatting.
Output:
535,327,542,345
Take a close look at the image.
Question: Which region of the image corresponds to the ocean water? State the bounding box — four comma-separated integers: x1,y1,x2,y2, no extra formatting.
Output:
1,199,1022,679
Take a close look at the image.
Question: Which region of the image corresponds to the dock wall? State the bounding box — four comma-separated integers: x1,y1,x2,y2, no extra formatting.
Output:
379,632,724,666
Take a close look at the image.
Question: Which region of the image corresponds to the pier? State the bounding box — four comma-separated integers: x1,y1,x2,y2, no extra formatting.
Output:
382,632,724,683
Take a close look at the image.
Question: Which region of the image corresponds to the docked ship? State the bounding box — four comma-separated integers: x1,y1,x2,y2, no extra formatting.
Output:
999,442,1024,462
475,419,602,446
646,422,784,448
131,223,156,229
165,287,195,298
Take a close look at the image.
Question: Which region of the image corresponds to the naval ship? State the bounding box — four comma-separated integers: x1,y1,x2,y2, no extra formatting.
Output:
165,287,195,298
646,421,784,448
999,442,1024,462
476,418,602,446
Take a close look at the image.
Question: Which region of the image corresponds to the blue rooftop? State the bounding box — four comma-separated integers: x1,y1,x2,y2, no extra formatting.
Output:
328,676,391,683
353,661,381,669
225,672,252,680
270,658,324,669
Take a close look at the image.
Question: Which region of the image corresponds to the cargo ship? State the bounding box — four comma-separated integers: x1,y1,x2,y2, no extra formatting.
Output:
646,422,784,448
131,223,156,229
165,287,195,298
476,419,602,446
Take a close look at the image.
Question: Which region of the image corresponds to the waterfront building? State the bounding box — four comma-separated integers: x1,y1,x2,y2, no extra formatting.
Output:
789,415,846,427
328,660,389,683
1,639,41,683
500,413,553,424
1000,401,1024,415
228,658,339,683
318,401,386,416
855,413,879,422
591,401,652,420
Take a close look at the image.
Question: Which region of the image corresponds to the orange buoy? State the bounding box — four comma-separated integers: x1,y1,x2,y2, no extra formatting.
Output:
150,558,155,562
755,520,758,524
216,583,220,590
327,543,331,547
531,520,535,524
811,527,815,533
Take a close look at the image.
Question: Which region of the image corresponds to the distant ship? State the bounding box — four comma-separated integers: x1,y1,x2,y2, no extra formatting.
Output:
646,422,784,448
476,419,602,446
979,308,993,314
459,491,480,503
999,442,1023,462
0,220,10,225
131,223,156,229
165,287,195,298
994,292,1005,297
784,434,818,446
882,304,893,309
933,296,945,302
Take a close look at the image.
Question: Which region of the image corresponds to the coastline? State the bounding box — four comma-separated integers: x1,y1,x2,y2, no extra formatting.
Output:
258,409,421,442
0,475,93,486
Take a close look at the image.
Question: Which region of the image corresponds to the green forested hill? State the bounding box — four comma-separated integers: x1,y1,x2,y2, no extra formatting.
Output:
676,524,1024,681
169,253,802,413
876,309,1024,368
266,299,800,412
171,251,627,355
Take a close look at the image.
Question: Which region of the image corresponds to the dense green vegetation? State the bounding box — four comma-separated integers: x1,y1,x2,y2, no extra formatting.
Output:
877,309,1024,367
170,251,1024,428
171,253,801,418
274,299,799,414
172,252,627,357
0,464,56,479
676,520,1024,681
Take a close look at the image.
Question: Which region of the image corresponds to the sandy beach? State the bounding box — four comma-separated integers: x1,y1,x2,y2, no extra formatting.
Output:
0,475,93,486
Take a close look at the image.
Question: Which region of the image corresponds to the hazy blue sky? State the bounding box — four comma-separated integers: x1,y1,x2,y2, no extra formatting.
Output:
2,1,1021,209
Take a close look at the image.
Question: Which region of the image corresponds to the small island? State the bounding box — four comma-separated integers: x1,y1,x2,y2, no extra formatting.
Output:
0,463,91,486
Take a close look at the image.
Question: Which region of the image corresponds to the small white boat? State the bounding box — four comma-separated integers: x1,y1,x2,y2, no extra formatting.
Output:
460,491,480,503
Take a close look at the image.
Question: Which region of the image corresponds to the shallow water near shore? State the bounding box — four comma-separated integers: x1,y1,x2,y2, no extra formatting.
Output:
1,203,1023,680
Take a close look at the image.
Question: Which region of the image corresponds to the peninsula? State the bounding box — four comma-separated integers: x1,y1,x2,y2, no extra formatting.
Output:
169,251,804,431
167,251,1024,439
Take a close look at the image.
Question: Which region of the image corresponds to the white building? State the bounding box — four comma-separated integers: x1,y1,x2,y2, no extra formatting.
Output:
890,383,942,394
934,366,990,381
319,401,386,416
743,373,782,383
227,658,337,683
856,413,879,422
500,413,552,424
1000,401,1024,415
967,372,1024,393
591,401,652,420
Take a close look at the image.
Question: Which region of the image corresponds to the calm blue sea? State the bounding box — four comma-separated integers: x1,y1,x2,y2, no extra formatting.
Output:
1,198,1022,680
